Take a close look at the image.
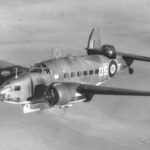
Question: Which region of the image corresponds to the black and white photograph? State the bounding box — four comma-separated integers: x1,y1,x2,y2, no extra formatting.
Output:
0,0,150,150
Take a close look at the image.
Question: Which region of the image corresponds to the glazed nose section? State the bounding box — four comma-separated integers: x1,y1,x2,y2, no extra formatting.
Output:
0,87,5,102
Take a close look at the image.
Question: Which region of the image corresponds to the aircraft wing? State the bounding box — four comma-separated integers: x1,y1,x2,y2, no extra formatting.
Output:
117,52,150,62
22,83,150,113
0,60,28,85
77,84,150,96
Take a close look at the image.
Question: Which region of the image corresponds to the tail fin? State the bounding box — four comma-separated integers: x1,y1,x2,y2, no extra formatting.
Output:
87,28,101,50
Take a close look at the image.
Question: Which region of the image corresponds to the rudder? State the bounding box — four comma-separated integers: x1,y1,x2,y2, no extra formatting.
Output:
86,28,101,50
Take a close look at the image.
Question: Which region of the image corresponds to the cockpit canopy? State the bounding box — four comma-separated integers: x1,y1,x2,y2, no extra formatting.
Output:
29,63,50,74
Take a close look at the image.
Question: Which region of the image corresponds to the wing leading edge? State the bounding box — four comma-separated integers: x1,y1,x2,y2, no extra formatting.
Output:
117,52,150,62
77,84,150,96
0,60,28,85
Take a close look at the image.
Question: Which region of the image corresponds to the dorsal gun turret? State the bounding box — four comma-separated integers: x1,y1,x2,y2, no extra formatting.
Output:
86,28,116,59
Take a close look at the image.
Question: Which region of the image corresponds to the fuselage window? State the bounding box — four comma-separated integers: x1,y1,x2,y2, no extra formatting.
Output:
14,86,21,91
95,69,99,74
64,73,69,78
83,71,88,76
71,72,75,78
89,70,93,75
77,71,82,77
44,69,50,74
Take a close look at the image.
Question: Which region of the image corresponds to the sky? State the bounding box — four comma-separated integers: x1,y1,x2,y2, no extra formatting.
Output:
0,1,150,150
0,0,150,66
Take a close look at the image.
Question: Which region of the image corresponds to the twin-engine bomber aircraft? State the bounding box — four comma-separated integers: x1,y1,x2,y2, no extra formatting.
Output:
0,28,150,113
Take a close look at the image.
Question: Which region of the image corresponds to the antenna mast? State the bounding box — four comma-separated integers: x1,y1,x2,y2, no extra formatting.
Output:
15,67,18,78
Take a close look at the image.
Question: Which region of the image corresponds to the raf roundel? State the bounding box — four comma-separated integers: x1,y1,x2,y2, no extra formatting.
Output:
109,60,117,78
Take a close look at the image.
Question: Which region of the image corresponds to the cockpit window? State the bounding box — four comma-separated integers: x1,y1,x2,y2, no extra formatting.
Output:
29,63,42,73
35,64,41,67
43,69,50,74
14,86,21,91
29,68,42,73
29,63,50,74
40,63,47,68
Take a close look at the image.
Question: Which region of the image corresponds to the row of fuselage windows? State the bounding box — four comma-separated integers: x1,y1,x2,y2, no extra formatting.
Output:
64,69,99,79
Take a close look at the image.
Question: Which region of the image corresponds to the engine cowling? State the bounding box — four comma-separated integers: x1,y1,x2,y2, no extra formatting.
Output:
44,83,93,106
44,83,80,106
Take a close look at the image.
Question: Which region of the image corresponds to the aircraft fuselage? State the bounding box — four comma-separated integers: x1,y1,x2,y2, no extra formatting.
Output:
0,54,128,105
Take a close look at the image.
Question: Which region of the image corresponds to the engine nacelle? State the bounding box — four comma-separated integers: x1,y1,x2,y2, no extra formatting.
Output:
44,83,80,106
